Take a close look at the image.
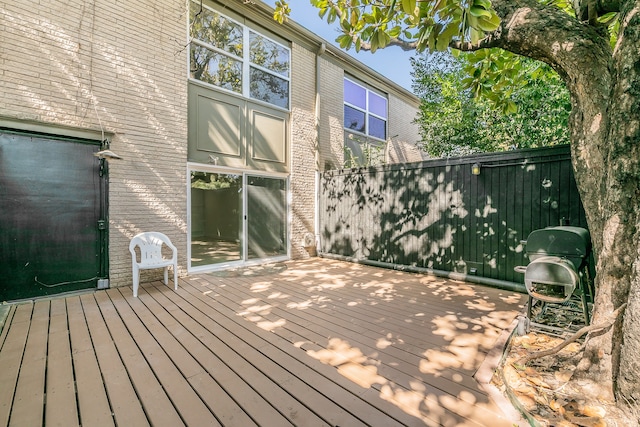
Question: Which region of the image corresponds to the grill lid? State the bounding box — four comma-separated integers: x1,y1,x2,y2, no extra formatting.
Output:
525,226,591,265
524,255,579,303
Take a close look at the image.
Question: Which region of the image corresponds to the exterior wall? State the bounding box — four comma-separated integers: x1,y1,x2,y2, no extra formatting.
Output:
318,60,422,170
1,0,422,290
289,43,318,258
0,0,188,286
387,95,425,163
318,57,345,171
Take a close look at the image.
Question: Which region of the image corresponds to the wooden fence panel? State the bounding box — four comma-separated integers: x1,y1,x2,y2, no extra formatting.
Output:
319,145,588,287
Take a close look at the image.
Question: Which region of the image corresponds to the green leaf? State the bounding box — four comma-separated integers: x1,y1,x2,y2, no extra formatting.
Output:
388,26,401,38
337,34,353,49
436,23,459,51
388,0,397,19
469,28,483,44
377,29,390,48
370,33,379,52
469,6,492,18
476,13,501,32
474,0,492,9
598,11,617,25
505,100,518,114
401,0,416,14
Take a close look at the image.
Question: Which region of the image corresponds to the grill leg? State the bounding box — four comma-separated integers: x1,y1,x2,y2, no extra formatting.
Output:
580,275,591,325
527,295,534,320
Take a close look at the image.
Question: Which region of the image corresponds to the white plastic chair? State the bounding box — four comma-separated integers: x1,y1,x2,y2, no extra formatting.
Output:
129,232,178,297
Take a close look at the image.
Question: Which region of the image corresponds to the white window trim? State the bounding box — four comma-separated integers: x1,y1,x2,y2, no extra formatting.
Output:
344,77,388,142
186,163,290,273
188,0,291,110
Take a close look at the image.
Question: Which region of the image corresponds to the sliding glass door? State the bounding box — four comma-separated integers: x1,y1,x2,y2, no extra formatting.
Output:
189,167,288,270
247,175,287,260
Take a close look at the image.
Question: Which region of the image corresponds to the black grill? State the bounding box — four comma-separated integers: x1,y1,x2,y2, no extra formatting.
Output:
516,226,594,330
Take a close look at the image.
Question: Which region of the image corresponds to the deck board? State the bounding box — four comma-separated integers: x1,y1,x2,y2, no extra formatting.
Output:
66,296,115,427
135,286,295,427
191,265,516,426
229,285,488,403
81,293,150,427
0,304,30,427
0,259,525,427
176,277,411,427
10,301,48,427
154,280,344,427
190,274,475,426
45,299,79,427
94,290,185,427
106,288,221,427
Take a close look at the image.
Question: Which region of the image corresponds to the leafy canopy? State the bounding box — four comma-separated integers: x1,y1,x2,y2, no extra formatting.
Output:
413,52,570,157
272,1,619,112
274,0,501,53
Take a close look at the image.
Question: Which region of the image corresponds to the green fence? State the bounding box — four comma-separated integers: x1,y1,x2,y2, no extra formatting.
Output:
319,145,587,288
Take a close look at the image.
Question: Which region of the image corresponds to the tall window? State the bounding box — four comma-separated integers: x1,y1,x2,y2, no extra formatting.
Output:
344,78,388,140
189,1,291,109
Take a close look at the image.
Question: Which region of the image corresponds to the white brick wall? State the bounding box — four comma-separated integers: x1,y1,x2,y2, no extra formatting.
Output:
1,0,188,286
388,95,424,163
289,43,317,259
318,58,345,170
0,0,421,289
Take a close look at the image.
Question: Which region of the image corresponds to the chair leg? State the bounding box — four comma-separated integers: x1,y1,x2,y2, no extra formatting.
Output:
173,264,178,291
163,267,168,285
133,265,140,298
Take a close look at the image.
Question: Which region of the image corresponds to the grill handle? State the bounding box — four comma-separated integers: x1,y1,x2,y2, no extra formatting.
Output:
514,265,527,274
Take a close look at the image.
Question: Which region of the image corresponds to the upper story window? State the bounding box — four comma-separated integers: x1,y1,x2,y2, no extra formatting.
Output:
189,1,291,109
344,78,388,140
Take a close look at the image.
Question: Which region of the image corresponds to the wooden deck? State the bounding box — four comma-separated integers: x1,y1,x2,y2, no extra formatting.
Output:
0,258,525,427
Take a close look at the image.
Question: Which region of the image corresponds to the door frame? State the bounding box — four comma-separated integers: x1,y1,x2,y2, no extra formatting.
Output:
0,126,109,300
187,162,290,273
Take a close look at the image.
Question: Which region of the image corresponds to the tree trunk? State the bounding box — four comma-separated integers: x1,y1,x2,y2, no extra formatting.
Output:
485,0,640,416
601,1,640,417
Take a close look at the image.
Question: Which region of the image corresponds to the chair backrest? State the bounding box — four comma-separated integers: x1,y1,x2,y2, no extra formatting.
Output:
129,232,177,264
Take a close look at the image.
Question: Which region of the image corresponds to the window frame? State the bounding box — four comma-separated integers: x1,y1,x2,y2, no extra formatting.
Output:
188,0,291,111
343,77,388,141
187,163,291,273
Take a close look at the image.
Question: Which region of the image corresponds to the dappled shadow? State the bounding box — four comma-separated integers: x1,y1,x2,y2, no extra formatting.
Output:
320,147,588,285
1,4,190,287
221,258,526,426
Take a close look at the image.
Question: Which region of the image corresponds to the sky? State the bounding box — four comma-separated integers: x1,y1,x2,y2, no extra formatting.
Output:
262,1,416,93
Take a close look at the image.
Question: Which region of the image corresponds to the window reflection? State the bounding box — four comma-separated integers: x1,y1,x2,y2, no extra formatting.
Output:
189,1,290,109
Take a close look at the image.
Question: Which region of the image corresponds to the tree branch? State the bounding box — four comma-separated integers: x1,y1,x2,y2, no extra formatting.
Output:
352,35,418,51
516,303,627,365
326,1,418,52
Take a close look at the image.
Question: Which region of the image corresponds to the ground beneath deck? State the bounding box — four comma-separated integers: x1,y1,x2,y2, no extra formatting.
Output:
0,258,526,427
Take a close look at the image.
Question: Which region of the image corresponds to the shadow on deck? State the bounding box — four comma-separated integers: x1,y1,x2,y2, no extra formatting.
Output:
0,258,526,427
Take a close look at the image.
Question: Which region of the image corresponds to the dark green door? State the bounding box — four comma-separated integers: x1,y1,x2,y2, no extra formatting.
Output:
0,131,106,301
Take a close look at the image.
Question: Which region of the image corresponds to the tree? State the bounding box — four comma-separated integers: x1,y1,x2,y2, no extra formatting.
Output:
274,0,640,418
412,51,571,157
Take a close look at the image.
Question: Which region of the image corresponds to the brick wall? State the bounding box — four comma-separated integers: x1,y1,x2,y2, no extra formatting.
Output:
0,0,422,289
0,0,188,286
388,95,424,163
289,43,318,259
318,58,345,170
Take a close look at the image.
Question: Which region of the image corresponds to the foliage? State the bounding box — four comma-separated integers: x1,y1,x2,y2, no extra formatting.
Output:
412,51,571,157
343,133,386,168
306,0,502,53
190,172,238,190
272,0,618,112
